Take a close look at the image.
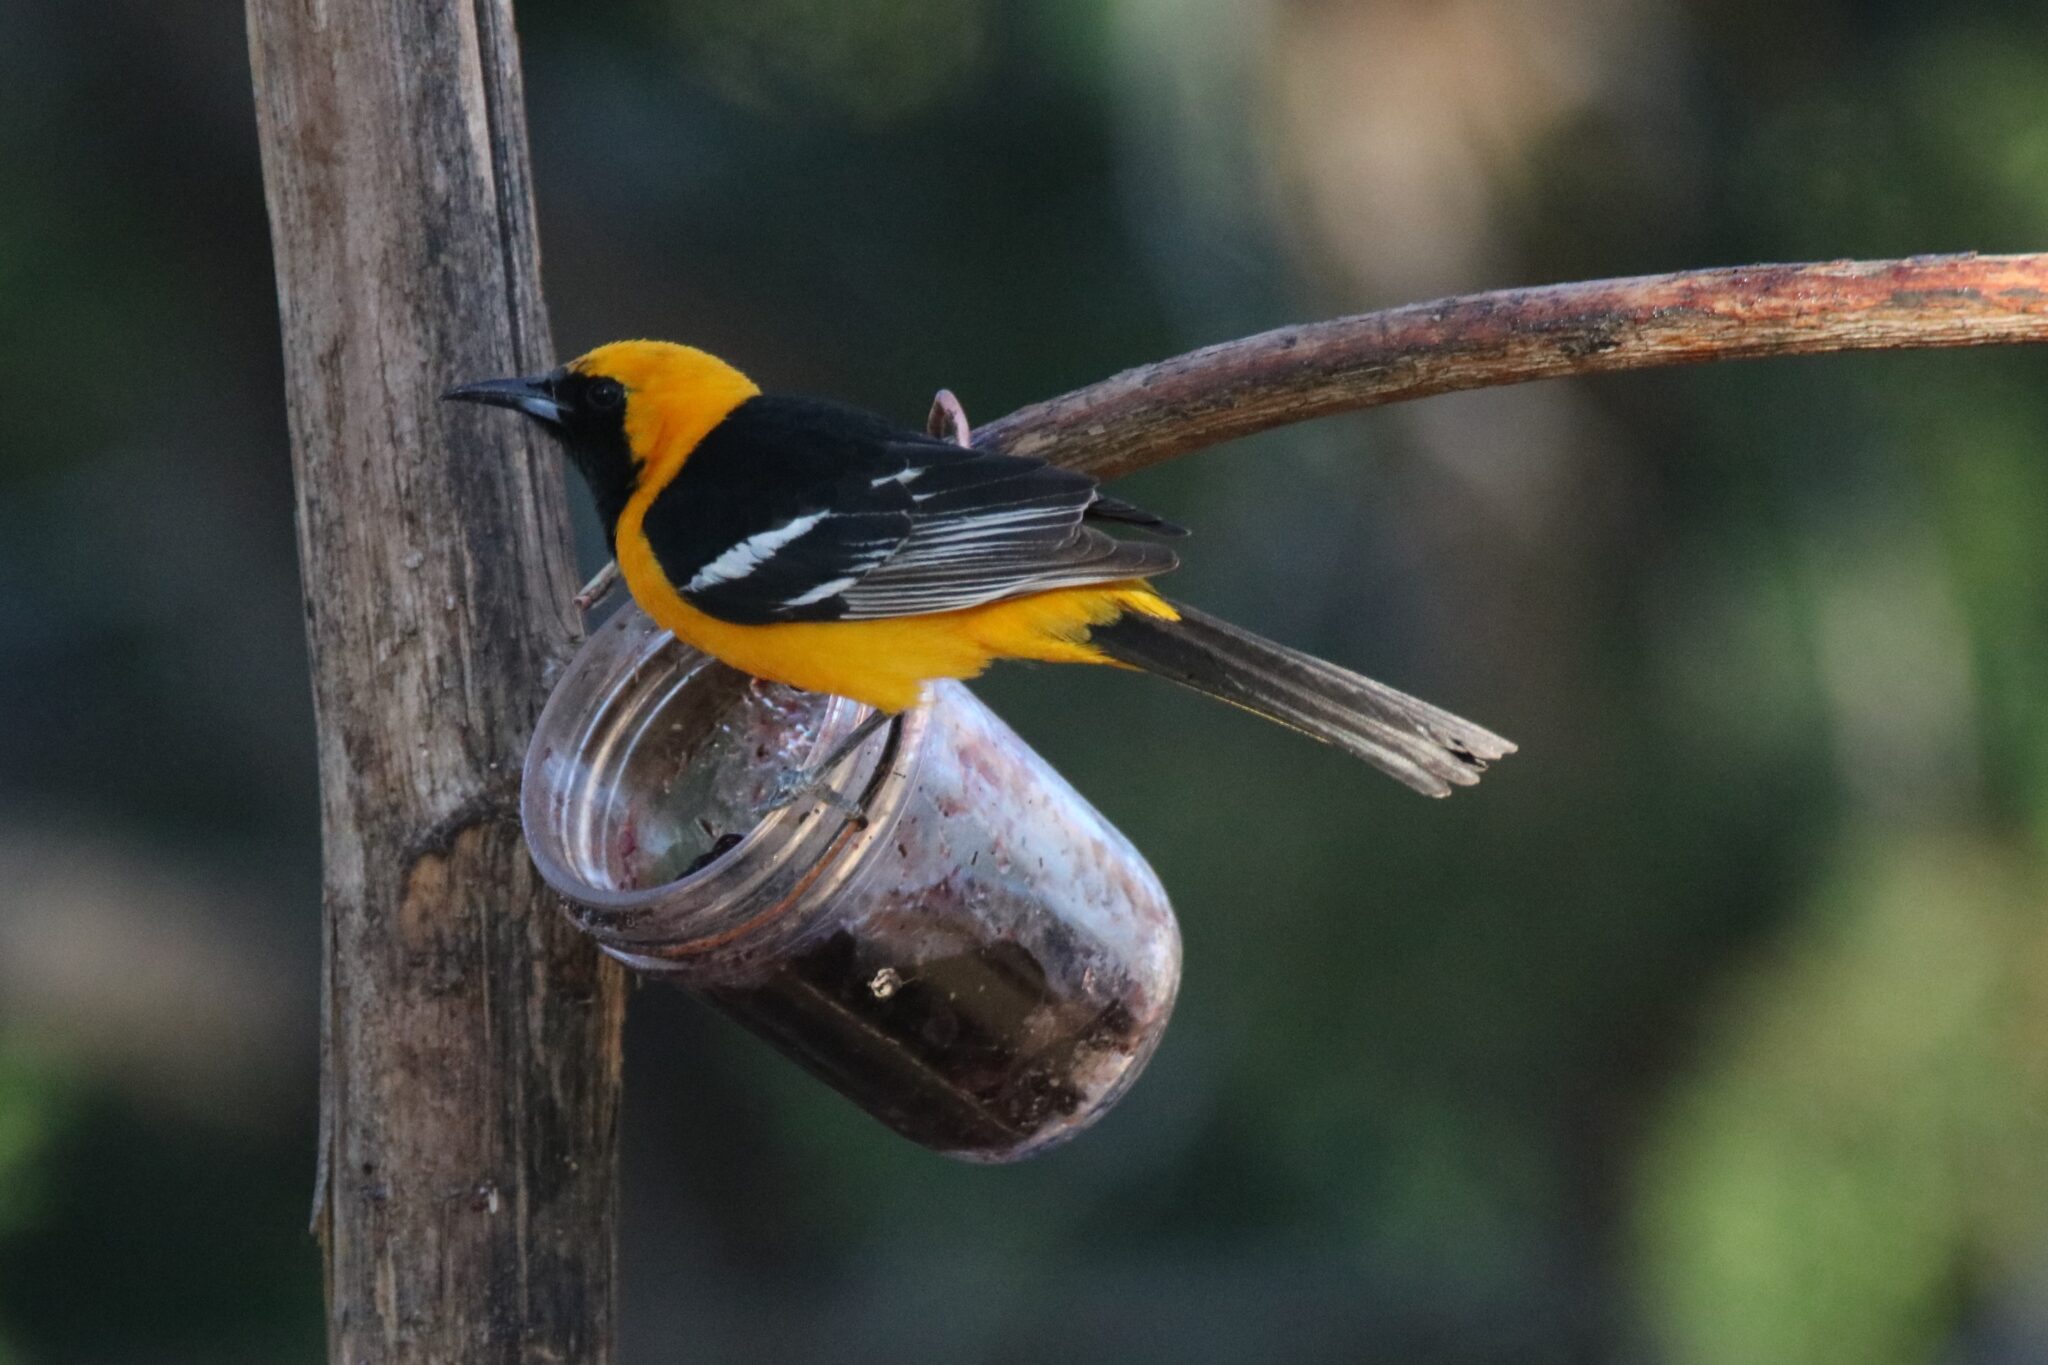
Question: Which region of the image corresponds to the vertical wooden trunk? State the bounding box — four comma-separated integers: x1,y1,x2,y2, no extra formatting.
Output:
244,2,624,1360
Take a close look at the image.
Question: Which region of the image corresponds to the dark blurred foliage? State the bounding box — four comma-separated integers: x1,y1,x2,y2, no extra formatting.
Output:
3,1,2048,1362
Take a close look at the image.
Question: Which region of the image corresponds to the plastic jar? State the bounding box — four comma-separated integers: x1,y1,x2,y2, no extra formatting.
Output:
521,604,1182,1161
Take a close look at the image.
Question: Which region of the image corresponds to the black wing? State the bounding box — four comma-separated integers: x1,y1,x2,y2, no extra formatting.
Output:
640,395,1180,625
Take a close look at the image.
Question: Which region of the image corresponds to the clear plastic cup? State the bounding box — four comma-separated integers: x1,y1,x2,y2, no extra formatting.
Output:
521,604,1182,1161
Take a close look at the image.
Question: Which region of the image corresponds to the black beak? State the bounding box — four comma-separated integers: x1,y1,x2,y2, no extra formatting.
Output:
441,374,567,426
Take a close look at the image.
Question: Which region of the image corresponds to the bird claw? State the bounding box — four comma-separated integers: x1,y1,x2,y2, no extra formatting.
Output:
748,709,896,827
927,389,971,447
575,560,621,612
750,764,867,827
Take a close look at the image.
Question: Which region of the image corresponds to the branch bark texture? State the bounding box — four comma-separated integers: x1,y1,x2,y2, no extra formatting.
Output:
246,3,623,1362
977,253,2048,479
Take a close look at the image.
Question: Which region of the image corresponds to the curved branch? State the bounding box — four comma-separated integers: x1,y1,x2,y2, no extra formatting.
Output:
975,253,2048,480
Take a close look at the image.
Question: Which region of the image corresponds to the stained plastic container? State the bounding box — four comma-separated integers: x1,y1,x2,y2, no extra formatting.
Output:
521,604,1181,1160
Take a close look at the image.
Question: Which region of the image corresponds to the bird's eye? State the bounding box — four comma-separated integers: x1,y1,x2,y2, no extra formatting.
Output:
586,378,626,412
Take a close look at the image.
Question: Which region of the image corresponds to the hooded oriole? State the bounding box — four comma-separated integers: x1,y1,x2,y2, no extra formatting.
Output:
445,340,1512,795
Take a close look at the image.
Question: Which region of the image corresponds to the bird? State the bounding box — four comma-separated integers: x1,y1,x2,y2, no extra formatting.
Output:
443,340,1513,797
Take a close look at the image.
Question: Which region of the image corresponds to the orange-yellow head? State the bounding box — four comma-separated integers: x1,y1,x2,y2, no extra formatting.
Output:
442,340,761,540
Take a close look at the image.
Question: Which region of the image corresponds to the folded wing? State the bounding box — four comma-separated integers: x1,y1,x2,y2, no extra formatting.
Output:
645,396,1179,625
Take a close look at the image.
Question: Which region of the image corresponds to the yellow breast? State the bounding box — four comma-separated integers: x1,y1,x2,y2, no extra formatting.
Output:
615,506,1170,712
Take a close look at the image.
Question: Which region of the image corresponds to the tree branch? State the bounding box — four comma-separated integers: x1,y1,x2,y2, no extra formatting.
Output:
246,2,624,1360
976,253,2048,479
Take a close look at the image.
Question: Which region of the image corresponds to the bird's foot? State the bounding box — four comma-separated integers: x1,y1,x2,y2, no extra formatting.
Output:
751,764,869,826
927,389,971,446
747,709,896,827
575,560,622,612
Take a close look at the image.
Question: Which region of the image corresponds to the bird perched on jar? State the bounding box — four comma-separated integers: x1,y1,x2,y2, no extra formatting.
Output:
445,340,1513,797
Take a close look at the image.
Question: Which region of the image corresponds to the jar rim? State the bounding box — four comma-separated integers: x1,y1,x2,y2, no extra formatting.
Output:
608,709,920,962
519,604,901,921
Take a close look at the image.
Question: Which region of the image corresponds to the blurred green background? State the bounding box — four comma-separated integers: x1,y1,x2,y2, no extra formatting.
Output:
4,0,2048,1361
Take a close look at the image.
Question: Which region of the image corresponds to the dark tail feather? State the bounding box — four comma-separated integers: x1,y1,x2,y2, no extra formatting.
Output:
1091,601,1516,797
1086,494,1190,537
